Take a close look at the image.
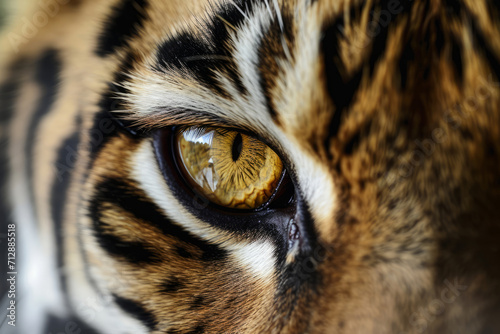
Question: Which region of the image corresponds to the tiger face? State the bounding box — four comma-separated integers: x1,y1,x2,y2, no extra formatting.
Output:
1,0,500,333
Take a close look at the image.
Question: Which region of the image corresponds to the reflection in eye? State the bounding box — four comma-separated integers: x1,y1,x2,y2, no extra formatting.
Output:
175,127,283,210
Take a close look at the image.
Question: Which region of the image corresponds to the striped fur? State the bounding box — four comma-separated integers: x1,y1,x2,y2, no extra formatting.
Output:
1,0,500,333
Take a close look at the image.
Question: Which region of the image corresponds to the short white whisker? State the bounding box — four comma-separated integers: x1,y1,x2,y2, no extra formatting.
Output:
272,0,284,33
281,36,293,63
264,0,273,20
228,0,250,22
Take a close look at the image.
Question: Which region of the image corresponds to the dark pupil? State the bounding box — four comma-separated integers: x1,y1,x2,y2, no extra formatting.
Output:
232,133,243,161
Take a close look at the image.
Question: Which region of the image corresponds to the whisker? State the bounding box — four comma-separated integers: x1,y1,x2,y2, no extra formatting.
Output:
275,0,291,63
272,0,284,33
281,36,293,63
264,0,273,20
228,0,250,22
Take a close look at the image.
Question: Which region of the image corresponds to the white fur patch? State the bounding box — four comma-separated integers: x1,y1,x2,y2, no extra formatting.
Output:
226,241,276,280
131,140,276,281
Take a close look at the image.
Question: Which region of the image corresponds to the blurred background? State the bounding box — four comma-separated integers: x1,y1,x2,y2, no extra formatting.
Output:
0,0,20,30
0,1,6,28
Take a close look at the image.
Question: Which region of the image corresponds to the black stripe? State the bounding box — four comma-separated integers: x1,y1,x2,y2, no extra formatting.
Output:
258,8,295,121
88,52,137,168
398,37,413,91
113,294,158,331
93,229,162,264
343,131,361,155
469,14,500,81
88,101,120,162
366,4,392,77
190,295,206,310
321,15,363,140
90,178,227,262
0,59,26,123
450,35,464,84
486,0,500,18
95,0,149,57
342,119,373,155
51,121,81,296
323,1,415,148
160,277,183,294
442,0,465,16
0,58,27,301
167,329,181,334
367,0,421,78
398,1,452,93
155,1,252,97
186,324,206,334
439,1,500,89
89,193,163,265
26,49,62,204
176,246,194,259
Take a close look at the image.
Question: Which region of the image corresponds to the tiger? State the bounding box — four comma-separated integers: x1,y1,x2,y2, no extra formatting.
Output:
1,0,500,333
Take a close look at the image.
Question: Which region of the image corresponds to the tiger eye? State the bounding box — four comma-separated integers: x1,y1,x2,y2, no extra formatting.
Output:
175,127,283,210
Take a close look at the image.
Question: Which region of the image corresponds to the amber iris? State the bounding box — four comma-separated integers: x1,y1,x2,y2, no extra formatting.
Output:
175,127,283,210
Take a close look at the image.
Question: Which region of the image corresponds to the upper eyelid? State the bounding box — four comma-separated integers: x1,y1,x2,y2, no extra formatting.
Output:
113,106,261,138
110,107,287,162
116,109,235,132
